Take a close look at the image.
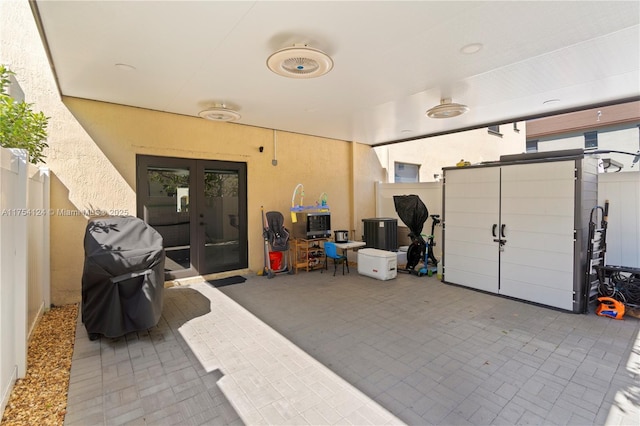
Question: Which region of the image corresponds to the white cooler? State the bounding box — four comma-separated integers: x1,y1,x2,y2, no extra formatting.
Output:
357,248,397,281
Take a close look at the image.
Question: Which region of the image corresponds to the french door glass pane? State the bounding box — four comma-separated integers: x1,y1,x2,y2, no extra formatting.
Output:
203,169,239,271
144,167,191,272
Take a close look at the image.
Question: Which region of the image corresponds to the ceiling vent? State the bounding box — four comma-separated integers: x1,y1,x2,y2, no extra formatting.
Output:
267,44,333,79
198,105,241,122
426,98,469,119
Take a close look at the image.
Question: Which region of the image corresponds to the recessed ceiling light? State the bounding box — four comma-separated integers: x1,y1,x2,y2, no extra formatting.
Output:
115,63,136,71
267,44,333,79
198,104,241,122
460,43,483,55
426,98,469,119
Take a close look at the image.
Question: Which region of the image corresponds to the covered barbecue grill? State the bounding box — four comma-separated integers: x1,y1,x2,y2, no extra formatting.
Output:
82,216,165,339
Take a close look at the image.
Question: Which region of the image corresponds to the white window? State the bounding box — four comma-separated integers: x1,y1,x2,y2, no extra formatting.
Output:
394,162,420,182
585,131,598,149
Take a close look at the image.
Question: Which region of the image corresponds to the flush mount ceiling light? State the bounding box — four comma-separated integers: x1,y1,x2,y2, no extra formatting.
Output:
267,44,334,79
198,104,241,122
460,43,483,55
425,98,469,119
114,63,136,71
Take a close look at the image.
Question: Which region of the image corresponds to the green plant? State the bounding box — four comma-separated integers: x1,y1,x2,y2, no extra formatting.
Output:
0,65,49,164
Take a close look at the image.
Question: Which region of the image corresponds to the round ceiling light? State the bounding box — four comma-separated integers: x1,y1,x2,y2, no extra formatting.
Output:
543,98,561,105
460,43,483,55
267,44,334,79
115,63,136,71
425,98,469,119
198,105,241,122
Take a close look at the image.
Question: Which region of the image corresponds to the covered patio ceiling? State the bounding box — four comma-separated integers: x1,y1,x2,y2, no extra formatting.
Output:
31,1,640,145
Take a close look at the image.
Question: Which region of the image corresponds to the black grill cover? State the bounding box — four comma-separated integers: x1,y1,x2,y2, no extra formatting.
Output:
82,216,165,338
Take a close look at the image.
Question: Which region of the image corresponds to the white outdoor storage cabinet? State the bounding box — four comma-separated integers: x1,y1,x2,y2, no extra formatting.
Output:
442,150,598,313
358,248,398,281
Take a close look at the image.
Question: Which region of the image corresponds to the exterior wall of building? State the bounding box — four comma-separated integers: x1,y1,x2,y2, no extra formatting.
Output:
527,101,640,172
534,124,640,172
374,122,527,182
1,1,385,304
527,101,640,138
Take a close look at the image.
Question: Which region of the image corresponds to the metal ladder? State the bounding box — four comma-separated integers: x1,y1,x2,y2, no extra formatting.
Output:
584,200,609,312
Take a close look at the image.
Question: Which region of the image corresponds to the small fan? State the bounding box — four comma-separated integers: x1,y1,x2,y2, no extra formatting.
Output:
267,44,333,79
198,104,241,122
425,98,469,119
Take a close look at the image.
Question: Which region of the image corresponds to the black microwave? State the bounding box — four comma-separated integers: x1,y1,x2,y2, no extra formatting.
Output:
292,212,331,239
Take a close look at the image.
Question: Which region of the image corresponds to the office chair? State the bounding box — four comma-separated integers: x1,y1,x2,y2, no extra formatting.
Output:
323,241,349,276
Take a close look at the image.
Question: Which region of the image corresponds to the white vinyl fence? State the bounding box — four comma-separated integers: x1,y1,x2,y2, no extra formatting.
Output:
598,171,640,268
0,148,50,416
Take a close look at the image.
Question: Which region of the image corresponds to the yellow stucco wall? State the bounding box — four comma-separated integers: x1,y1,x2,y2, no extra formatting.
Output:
48,98,382,304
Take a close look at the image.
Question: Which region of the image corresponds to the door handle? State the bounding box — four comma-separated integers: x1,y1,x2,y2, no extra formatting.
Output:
501,224,506,238
492,224,497,237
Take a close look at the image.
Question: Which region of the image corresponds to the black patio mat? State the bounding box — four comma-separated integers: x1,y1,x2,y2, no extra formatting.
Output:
207,275,246,288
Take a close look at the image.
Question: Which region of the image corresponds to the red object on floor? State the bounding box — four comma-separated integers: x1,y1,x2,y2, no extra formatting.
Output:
269,251,282,270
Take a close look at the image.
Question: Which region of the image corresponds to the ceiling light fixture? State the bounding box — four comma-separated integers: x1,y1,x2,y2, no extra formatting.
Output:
460,43,483,55
425,98,469,119
267,44,334,79
198,104,241,122
114,63,136,71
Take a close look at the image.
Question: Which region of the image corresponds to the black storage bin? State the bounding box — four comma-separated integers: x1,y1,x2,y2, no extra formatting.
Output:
362,218,398,251
81,216,165,339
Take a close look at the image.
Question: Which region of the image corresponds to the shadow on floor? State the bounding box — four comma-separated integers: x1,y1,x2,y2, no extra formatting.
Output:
65,287,243,426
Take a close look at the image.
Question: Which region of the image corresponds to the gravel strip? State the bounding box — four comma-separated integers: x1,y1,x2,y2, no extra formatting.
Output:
1,304,78,426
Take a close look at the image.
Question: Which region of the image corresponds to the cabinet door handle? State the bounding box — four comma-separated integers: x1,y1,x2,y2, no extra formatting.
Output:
501,224,506,238
492,224,497,237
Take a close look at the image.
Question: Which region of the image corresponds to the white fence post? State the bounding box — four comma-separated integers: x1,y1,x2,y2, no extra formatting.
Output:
26,163,49,336
11,149,28,377
41,167,51,310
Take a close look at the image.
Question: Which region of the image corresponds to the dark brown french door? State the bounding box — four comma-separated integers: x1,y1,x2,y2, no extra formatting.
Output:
136,155,247,279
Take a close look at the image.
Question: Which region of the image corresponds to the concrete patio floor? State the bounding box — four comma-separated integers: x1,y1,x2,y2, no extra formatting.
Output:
64,270,640,425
